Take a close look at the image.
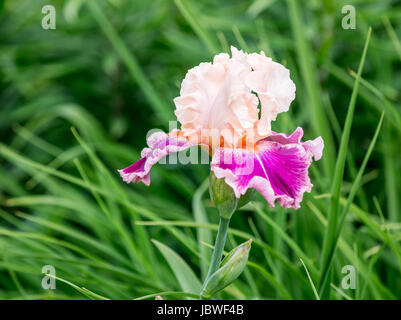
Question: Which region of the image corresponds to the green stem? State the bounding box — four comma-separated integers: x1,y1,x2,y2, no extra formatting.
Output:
201,217,230,295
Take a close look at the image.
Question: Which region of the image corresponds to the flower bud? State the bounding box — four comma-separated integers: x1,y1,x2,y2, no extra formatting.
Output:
209,172,238,219
200,239,252,299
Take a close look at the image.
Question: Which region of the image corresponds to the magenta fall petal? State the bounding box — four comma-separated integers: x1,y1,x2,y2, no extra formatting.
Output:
211,128,324,209
118,131,194,186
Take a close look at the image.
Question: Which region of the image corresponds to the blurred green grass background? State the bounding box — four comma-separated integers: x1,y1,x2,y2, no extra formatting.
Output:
0,0,400,299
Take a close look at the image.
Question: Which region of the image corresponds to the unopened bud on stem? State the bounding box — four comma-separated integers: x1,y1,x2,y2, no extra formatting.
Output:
201,239,252,299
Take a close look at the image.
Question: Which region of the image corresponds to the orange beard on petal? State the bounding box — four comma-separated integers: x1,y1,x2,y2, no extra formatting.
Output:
168,130,185,138
209,135,258,155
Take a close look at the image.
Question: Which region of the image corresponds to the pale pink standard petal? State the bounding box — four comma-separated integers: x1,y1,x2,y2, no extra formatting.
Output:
245,53,296,137
211,128,324,209
173,46,297,146
173,49,259,148
118,131,194,186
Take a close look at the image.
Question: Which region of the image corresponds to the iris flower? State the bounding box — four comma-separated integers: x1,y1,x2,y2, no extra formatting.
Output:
119,47,323,210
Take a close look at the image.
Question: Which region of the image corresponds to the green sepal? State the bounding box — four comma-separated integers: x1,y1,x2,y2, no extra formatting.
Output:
209,172,238,219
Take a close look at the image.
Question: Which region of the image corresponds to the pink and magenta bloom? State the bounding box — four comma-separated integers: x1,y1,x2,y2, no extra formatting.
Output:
119,47,324,210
